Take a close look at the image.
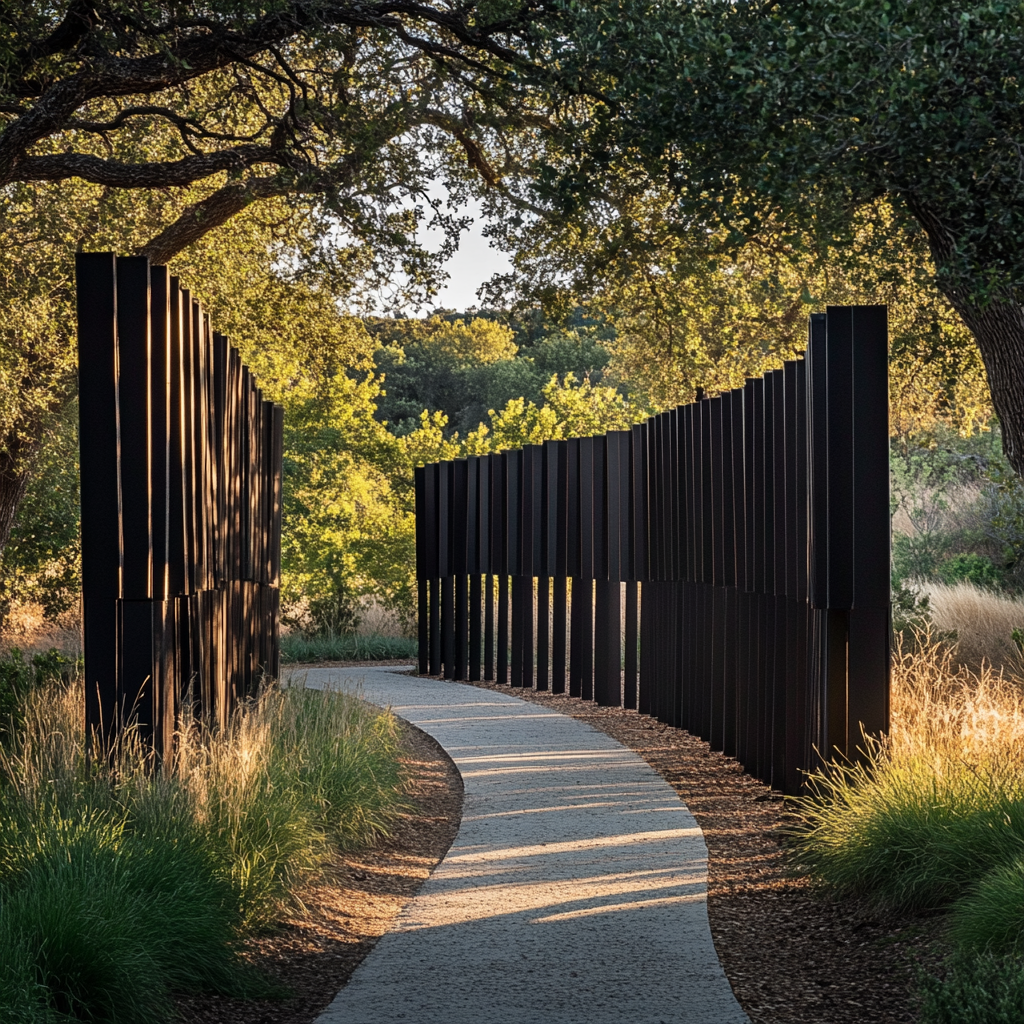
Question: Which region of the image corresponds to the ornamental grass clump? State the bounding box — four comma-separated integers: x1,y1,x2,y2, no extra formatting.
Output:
280,629,417,663
0,676,406,1023
790,627,1024,937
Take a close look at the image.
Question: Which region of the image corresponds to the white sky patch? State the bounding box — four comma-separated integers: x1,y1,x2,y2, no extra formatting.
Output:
423,191,512,312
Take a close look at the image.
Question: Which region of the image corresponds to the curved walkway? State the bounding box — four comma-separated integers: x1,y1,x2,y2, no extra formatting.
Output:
299,665,749,1024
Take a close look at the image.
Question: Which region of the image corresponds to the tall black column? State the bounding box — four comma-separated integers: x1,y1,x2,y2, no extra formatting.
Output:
469,573,482,681
624,580,638,709
552,575,567,694
497,573,509,684
537,577,550,691
484,574,495,680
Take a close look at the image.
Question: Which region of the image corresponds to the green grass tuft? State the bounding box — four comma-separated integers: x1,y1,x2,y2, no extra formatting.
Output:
280,630,416,664
920,953,1024,1024
949,857,1024,955
789,750,1024,914
0,676,407,1021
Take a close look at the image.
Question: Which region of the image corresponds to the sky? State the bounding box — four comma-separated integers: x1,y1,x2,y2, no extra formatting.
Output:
423,196,513,312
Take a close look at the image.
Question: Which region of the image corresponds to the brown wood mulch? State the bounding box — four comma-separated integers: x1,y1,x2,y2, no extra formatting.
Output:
179,665,945,1024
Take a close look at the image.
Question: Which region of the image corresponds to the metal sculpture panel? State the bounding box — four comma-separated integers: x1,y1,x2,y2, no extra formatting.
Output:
414,307,890,794
77,253,284,759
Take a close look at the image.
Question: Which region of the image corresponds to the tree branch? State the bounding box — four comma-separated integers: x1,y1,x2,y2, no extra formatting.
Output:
15,145,282,186
137,162,366,264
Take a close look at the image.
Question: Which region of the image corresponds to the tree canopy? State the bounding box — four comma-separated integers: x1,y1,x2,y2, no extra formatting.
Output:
485,0,1024,471
0,0,575,270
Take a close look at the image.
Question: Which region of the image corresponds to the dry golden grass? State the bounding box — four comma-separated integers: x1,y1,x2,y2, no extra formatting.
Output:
916,580,1024,675
791,630,1024,920
889,626,1024,764
0,600,81,658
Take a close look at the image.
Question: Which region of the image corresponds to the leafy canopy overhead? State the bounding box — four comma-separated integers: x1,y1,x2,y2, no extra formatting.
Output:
474,0,1024,472
0,0,586,272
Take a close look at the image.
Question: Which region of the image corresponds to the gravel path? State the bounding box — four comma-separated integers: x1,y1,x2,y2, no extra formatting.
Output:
302,665,749,1024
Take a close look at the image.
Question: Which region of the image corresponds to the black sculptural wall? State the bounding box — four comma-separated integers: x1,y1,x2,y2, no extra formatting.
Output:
77,253,284,759
415,306,891,794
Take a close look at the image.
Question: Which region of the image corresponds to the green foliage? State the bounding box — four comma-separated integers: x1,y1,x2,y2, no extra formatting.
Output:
0,679,407,1020
369,313,614,438
0,400,80,623
919,954,1024,1024
0,810,253,1024
890,426,1024,593
0,648,78,747
534,0,1024,307
937,553,1003,589
280,632,417,664
789,749,1024,916
27,650,80,689
0,650,33,745
891,581,932,639
948,858,1024,955
463,372,645,454
277,365,420,630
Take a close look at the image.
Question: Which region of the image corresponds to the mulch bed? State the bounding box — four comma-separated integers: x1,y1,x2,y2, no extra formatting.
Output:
180,663,946,1024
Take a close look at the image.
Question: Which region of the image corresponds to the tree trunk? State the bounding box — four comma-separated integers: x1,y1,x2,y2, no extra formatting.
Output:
909,200,1024,477
938,296,1024,478
0,463,31,560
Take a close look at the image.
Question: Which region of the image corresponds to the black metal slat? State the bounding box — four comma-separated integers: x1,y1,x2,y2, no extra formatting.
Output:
403,307,891,795
77,253,121,749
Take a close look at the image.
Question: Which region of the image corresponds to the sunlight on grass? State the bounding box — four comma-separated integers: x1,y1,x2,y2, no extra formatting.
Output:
0,677,407,1023
917,579,1024,675
790,627,1024,1020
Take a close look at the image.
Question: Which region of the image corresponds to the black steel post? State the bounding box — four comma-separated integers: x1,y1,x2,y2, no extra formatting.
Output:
77,253,121,751
498,573,509,684
415,465,429,673
442,575,454,679
624,580,638,709
537,576,550,691
848,306,891,752
484,573,495,680
511,572,524,687
470,573,482,681
429,577,441,675
552,574,567,694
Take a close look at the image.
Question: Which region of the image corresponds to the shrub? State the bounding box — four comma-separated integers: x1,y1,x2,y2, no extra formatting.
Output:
937,552,1003,589
29,649,81,688
919,954,1024,1024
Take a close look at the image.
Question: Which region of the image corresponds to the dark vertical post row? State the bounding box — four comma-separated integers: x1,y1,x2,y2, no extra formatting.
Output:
412,308,890,794
77,254,283,759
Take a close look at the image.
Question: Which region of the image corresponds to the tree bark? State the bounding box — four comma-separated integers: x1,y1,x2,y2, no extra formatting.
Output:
938,296,1024,478
909,199,1024,477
